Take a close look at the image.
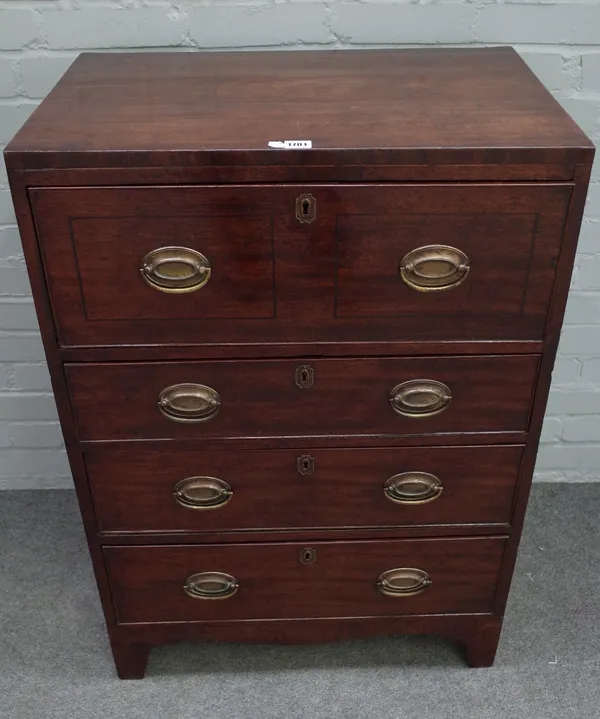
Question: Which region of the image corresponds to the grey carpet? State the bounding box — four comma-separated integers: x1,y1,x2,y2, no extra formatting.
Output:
0,484,599,719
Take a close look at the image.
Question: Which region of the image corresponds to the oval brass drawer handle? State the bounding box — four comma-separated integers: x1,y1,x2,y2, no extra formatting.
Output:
384,472,443,505
184,572,239,600
141,246,211,293
377,568,432,597
174,476,232,510
158,383,221,423
390,379,451,418
400,244,469,292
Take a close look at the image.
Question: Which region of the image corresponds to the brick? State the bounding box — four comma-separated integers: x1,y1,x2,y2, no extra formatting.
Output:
0,60,17,99
0,424,10,449
535,468,600,482
575,221,600,253
0,393,58,421
581,358,600,382
520,52,571,93
0,103,39,145
0,364,11,390
554,96,600,138
585,185,600,221
0,265,32,297
8,422,64,449
564,293,600,324
546,387,600,415
0,10,38,51
0,448,69,477
477,4,600,45
0,334,44,362
331,3,477,44
582,54,600,93
572,255,600,290
533,469,569,483
42,8,187,50
540,416,562,443
562,416,600,442
0,475,72,490
18,56,75,99
0,302,40,332
0,227,23,259
189,3,331,47
12,363,52,392
534,445,600,470
551,357,582,384
0,189,17,225
558,326,600,355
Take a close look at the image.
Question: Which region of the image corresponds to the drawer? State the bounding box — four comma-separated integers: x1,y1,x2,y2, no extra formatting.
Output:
66,355,539,441
88,445,523,533
104,537,506,623
30,183,570,347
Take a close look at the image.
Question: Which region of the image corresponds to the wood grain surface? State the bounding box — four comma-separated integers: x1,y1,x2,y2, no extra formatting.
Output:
5,48,592,170
86,444,524,533
30,183,570,347
65,355,540,441
104,536,507,623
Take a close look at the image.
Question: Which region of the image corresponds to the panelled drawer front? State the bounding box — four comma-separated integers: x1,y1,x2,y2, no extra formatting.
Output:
88,445,524,533
30,183,570,347
66,355,539,441
32,186,280,334
104,537,507,623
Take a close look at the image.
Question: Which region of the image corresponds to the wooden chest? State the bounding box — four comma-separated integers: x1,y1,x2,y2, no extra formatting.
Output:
4,48,594,678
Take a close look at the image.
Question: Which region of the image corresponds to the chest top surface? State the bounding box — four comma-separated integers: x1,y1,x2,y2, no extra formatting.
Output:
4,47,592,170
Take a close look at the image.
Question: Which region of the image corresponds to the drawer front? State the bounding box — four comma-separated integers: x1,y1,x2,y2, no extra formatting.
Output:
104,537,506,623
66,355,539,441
88,445,523,533
31,184,570,347
32,186,279,335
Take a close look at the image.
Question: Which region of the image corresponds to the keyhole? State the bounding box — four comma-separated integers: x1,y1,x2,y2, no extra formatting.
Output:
297,454,315,475
295,365,314,389
300,547,316,564
296,194,316,224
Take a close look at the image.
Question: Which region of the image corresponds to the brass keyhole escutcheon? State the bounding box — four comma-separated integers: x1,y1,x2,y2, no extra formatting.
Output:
297,455,315,476
295,365,315,389
300,548,316,565
296,193,316,224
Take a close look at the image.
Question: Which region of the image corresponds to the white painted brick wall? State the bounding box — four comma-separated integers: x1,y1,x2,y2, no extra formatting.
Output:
0,0,599,489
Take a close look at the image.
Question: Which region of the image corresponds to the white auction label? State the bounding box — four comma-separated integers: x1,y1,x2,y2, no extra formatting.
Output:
268,140,313,149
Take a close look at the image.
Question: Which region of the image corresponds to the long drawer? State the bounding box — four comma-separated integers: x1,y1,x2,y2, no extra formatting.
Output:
30,183,570,347
104,536,507,623
66,355,539,441
87,444,524,533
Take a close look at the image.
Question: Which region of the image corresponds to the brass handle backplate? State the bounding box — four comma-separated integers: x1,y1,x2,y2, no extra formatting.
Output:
400,244,469,292
174,476,232,510
184,572,239,600
390,379,451,418
384,472,443,505
377,568,432,597
158,383,221,423
141,246,211,293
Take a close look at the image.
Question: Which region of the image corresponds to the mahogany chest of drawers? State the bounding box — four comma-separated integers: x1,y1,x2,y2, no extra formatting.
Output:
5,48,594,679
